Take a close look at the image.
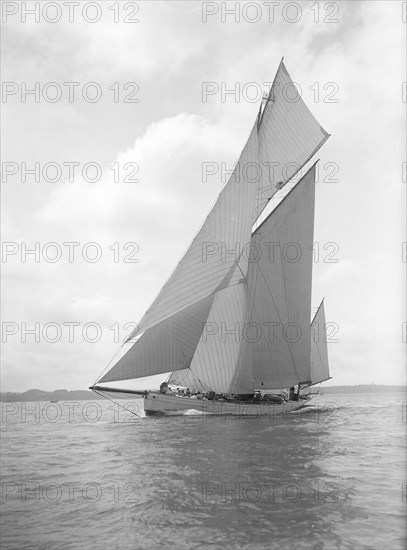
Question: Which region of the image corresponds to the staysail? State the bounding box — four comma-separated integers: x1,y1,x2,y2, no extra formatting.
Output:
309,300,330,385
171,279,251,394
97,61,329,389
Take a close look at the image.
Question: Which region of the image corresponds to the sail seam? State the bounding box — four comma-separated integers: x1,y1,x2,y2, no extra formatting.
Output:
273,220,301,382
255,260,301,383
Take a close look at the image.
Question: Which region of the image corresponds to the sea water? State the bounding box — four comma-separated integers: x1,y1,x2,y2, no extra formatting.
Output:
1,392,405,550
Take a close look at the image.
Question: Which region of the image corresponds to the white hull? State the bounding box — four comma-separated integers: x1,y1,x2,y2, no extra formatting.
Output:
144,392,308,417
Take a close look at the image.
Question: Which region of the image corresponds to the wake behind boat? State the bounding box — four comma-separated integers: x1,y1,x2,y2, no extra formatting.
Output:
91,59,332,417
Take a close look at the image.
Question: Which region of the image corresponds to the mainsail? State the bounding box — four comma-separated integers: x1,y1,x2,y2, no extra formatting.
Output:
309,300,331,385
240,164,316,390
97,60,330,390
170,163,317,393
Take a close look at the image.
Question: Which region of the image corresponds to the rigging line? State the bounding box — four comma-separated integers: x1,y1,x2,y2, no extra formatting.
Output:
236,260,249,286
197,377,214,392
92,389,142,419
172,365,214,393
170,367,192,390
92,342,129,386
186,365,213,392
310,298,325,326
172,368,192,388
190,369,213,393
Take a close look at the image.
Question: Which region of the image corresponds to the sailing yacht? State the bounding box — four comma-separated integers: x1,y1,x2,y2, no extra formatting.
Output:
91,59,331,417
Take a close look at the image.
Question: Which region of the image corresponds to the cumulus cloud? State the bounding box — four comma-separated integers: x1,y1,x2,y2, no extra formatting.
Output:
2,1,405,390
2,113,240,389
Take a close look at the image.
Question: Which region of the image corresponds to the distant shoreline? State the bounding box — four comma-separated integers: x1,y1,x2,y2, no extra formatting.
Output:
0,385,405,402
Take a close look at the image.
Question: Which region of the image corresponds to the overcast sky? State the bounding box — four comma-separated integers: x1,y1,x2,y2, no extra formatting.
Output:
2,0,405,391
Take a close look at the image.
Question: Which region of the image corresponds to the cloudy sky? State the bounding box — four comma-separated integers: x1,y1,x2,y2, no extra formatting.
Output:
2,0,405,391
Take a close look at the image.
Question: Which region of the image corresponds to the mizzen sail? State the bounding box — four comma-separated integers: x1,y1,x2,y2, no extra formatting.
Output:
309,300,330,385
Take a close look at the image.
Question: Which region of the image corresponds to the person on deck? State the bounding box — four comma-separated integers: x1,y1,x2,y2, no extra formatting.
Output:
289,386,300,401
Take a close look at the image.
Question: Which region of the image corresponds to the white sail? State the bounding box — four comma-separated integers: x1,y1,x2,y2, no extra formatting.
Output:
171,164,316,393
310,300,330,385
127,122,260,338
125,60,329,340
256,60,329,212
239,164,316,390
258,61,330,205
97,61,329,389
98,294,214,383
169,273,252,394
